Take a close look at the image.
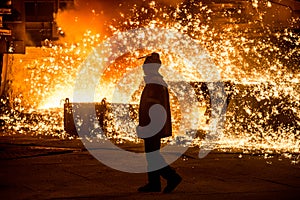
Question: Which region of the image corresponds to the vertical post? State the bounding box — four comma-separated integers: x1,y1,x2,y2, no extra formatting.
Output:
0,53,3,95
0,53,8,97
54,0,59,13
0,52,4,126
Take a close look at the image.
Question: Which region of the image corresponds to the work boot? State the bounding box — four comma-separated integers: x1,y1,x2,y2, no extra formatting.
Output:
163,173,182,193
138,183,161,192
138,171,161,192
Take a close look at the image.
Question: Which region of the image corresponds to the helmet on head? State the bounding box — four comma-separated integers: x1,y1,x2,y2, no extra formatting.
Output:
144,52,161,64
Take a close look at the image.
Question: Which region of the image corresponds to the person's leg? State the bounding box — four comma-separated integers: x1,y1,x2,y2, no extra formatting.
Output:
138,136,161,192
160,166,182,193
147,136,182,193
138,136,182,193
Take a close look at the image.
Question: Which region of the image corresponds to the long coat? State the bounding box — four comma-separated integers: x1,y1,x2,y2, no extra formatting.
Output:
138,83,172,139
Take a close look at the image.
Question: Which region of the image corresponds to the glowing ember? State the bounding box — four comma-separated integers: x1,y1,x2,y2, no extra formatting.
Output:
1,0,299,159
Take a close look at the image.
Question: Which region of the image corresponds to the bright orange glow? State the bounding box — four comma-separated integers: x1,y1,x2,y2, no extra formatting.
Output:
2,0,299,158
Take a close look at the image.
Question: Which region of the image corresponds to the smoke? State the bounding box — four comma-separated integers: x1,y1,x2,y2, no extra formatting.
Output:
55,0,183,43
56,0,110,42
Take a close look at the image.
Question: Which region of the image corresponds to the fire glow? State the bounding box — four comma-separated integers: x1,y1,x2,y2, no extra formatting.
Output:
1,0,299,160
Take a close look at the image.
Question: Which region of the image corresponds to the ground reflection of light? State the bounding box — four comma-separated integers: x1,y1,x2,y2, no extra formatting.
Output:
1,1,299,160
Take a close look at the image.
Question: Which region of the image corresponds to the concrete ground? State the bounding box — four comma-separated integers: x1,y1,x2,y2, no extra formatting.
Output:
0,134,299,200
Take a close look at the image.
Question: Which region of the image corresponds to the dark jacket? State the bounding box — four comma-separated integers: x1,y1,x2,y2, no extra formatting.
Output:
138,83,172,139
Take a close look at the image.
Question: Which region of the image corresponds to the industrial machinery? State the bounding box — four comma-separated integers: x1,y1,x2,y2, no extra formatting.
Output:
1,0,25,97
0,0,74,97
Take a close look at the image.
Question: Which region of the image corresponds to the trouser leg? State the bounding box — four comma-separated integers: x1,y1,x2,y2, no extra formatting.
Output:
144,136,180,182
142,137,182,193
144,136,162,185
160,165,177,180
147,171,160,186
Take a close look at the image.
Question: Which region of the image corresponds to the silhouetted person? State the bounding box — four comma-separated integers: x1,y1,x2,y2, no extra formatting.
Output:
137,52,182,193
98,98,107,129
